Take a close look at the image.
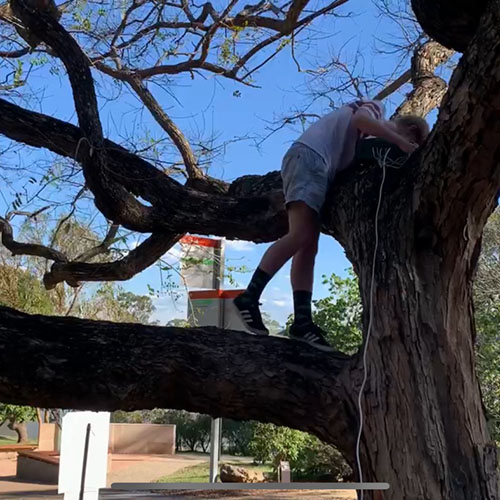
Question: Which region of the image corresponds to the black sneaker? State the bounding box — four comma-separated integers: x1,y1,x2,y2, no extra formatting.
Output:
233,293,269,336
289,322,335,352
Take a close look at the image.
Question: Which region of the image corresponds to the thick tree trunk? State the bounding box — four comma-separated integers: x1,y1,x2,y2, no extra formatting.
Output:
8,421,29,444
337,204,498,499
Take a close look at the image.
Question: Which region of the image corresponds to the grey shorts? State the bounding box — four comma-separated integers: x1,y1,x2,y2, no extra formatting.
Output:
281,142,328,214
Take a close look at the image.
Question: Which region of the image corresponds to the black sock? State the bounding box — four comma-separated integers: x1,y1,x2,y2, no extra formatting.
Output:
245,267,272,301
293,290,313,325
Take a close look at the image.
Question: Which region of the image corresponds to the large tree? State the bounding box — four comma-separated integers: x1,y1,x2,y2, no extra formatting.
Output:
0,1,498,499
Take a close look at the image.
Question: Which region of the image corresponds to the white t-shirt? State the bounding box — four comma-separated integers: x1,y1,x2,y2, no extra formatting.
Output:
295,99,385,181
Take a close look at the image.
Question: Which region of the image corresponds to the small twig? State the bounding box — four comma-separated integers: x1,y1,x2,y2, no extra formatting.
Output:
373,69,412,101
65,285,83,316
6,205,50,221
76,223,120,261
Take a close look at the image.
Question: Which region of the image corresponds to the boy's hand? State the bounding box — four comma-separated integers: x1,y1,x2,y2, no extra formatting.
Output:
352,109,419,153
396,137,419,154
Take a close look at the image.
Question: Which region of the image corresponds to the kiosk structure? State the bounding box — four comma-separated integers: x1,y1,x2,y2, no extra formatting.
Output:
181,236,253,482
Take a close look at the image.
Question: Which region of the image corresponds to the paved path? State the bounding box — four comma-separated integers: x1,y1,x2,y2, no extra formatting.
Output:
0,453,205,498
0,453,356,500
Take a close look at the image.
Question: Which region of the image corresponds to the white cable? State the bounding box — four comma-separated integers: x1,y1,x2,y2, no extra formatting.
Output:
355,148,390,500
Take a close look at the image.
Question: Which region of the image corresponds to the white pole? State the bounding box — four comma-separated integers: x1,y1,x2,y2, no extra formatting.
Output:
209,417,221,482
209,241,225,483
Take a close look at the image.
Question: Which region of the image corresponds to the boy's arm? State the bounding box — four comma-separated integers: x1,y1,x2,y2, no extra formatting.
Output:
352,109,418,153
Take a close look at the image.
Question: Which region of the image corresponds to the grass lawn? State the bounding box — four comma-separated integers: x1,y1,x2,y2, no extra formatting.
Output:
0,435,18,446
158,462,273,483
0,435,37,446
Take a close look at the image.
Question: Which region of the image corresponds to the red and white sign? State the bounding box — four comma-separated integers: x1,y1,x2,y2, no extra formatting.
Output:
179,236,225,290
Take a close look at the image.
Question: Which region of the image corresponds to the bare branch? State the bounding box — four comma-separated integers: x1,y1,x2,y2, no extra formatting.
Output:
75,223,119,262
0,47,29,57
11,0,155,231
94,58,205,180
43,232,180,289
127,76,203,180
0,215,68,262
6,205,50,220
373,68,411,101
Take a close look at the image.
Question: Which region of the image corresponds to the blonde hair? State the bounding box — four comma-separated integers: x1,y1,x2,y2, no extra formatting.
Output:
394,115,430,145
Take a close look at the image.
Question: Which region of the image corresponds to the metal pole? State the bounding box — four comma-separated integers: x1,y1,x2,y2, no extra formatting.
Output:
209,244,225,483
56,409,66,452
79,423,91,500
218,418,223,459
209,418,220,483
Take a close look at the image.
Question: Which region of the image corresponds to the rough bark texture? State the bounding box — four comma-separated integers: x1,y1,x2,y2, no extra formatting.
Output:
0,305,357,456
0,1,499,499
392,41,454,118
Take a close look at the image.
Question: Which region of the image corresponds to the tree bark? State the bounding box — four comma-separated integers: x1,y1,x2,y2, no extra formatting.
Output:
0,305,356,453
8,421,29,444
411,0,488,52
392,41,454,118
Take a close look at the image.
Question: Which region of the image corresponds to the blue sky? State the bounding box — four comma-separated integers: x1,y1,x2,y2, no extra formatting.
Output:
0,1,433,326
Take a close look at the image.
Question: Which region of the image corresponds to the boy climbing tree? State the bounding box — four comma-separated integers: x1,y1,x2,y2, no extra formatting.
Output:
234,100,430,351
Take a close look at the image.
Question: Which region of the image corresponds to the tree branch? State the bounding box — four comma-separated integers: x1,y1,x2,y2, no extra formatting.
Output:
416,0,500,239
0,216,68,263
0,304,357,454
127,76,203,180
373,69,411,101
411,0,488,52
11,0,155,231
0,47,30,58
43,232,180,289
0,97,287,241
392,41,454,118
75,223,119,262
94,59,205,181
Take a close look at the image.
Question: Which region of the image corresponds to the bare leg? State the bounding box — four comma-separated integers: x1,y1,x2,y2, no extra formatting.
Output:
233,202,319,336
258,201,320,276
291,225,319,292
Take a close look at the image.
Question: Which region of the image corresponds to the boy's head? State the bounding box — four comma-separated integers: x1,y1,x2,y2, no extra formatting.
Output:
391,115,430,145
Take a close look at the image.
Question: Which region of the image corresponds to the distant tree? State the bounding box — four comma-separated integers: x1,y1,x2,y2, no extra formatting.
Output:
0,404,36,443
222,419,256,456
474,208,500,442
311,270,362,354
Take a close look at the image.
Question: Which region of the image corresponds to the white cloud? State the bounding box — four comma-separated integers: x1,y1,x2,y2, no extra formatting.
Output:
272,300,287,307
150,293,188,324
224,240,256,252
